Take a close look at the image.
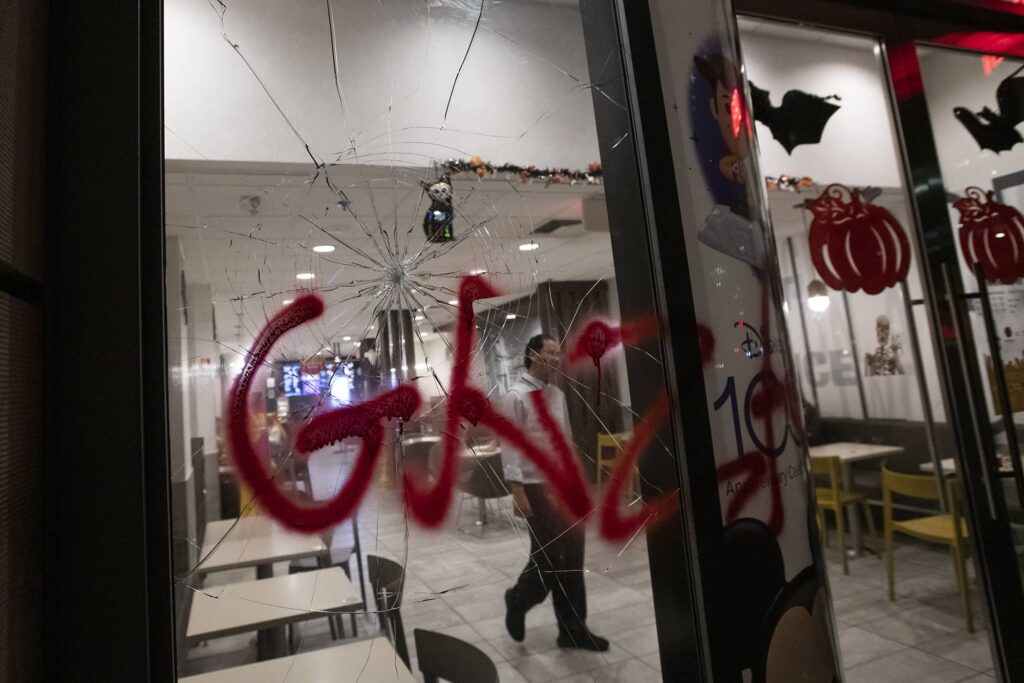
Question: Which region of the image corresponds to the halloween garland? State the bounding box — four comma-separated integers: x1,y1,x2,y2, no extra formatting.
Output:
440,156,603,186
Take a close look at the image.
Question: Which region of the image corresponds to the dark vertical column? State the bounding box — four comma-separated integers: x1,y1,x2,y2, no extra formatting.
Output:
585,0,844,679
579,1,710,679
377,309,415,385
45,0,173,680
0,0,49,679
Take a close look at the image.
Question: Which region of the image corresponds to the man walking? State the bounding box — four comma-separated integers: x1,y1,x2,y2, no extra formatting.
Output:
501,334,609,652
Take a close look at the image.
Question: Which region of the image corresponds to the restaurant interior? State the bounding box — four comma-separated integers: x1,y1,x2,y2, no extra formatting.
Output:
165,1,1023,681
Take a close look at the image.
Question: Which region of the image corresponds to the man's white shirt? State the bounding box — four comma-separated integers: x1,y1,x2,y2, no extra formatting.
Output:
499,373,572,484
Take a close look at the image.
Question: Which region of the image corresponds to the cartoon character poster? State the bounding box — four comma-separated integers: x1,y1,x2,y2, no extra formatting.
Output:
683,34,840,682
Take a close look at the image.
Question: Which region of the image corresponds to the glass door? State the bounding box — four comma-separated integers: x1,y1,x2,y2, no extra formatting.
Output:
734,17,997,681
894,38,1024,681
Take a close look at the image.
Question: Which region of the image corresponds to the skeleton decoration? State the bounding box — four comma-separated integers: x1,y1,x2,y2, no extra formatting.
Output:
423,173,455,243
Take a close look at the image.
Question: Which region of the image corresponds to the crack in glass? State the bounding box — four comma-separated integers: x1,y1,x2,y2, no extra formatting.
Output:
165,0,676,679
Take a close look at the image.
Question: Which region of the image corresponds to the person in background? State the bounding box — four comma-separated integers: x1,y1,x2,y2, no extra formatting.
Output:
501,334,609,652
802,399,823,446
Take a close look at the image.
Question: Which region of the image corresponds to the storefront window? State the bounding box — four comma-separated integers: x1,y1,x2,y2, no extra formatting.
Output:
737,19,999,679
164,1,680,680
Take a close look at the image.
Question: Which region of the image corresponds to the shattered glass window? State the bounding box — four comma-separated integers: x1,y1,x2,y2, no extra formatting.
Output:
165,1,681,680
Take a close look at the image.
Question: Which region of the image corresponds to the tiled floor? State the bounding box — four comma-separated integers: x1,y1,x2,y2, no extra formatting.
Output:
824,539,995,682
184,448,998,682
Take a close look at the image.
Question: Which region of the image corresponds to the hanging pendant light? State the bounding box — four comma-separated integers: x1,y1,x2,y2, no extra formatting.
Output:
807,279,831,312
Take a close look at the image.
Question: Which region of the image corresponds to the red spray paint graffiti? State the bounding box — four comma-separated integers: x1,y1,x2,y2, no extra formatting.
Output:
566,316,659,402
227,276,675,541
226,295,420,533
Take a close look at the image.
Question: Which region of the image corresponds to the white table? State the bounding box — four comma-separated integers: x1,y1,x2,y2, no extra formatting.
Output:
198,516,327,576
920,457,1022,476
187,567,363,659
919,458,957,475
809,442,905,554
179,638,416,682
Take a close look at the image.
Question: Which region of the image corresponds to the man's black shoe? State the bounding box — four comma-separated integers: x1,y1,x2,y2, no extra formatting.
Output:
557,630,609,652
505,589,525,642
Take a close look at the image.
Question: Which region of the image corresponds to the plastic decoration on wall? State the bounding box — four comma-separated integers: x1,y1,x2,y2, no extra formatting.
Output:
748,82,841,155
422,173,455,243
765,175,815,193
804,183,911,295
864,314,905,376
953,64,1024,153
952,187,1024,284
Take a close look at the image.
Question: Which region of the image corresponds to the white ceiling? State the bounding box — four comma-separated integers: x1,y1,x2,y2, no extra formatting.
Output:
166,160,614,356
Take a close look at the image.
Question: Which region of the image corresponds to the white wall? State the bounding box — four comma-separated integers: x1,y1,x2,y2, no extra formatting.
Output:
738,22,903,188
186,284,223,454
165,0,599,168
413,334,453,400
605,277,632,413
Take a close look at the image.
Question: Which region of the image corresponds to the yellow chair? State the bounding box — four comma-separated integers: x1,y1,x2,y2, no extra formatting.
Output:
882,466,973,632
596,432,632,487
811,455,878,575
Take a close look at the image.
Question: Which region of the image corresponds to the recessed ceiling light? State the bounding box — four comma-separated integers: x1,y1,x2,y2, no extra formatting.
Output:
313,245,335,253
296,272,315,280
415,314,424,321
519,242,539,252
469,268,487,275
506,314,517,320
283,299,293,305
448,299,458,305
342,336,352,341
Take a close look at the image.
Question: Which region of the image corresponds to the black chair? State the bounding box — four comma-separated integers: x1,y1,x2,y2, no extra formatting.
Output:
458,453,509,536
367,554,410,667
400,435,441,477
413,629,499,683
288,500,365,647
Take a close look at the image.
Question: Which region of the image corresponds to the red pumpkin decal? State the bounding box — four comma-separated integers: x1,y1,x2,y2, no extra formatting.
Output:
952,187,1024,285
805,184,911,295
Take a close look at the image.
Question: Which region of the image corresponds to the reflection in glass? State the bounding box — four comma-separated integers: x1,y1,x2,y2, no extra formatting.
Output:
738,17,996,679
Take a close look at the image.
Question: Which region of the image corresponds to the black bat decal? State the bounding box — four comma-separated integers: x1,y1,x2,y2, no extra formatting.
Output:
954,65,1024,153
748,81,841,154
